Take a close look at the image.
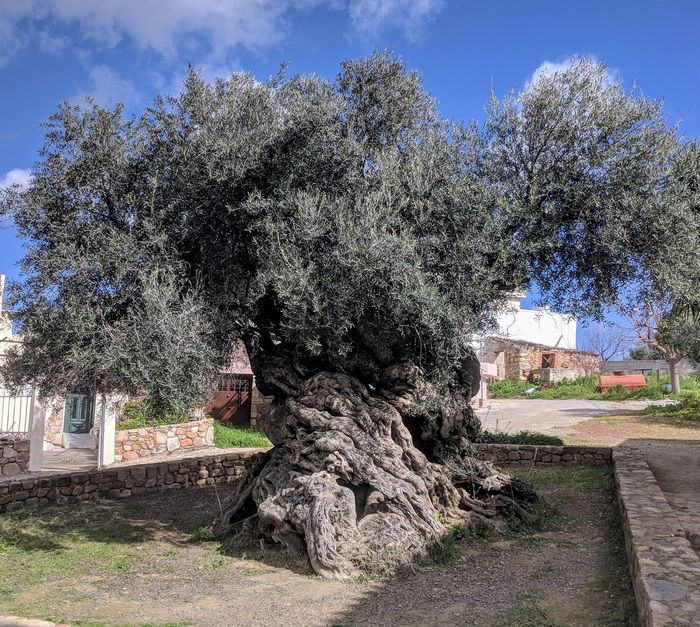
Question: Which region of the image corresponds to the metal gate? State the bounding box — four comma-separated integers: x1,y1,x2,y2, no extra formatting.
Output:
206,374,253,426
0,392,31,439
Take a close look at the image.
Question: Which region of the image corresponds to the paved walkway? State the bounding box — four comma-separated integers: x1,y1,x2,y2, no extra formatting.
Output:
29,444,265,476
475,397,647,434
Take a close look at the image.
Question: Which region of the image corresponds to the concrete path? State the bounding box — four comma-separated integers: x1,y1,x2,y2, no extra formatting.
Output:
475,398,646,434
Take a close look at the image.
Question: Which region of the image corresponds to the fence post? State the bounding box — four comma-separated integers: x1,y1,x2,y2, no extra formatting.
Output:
28,388,45,472
97,393,115,468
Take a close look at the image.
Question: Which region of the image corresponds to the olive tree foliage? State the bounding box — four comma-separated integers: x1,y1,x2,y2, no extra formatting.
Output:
0,104,221,411
484,59,679,318
0,54,684,578
614,140,700,391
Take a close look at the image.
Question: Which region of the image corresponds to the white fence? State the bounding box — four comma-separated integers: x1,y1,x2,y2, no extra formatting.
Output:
0,392,32,439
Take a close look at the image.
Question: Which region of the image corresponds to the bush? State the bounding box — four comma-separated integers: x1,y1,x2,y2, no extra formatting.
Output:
474,430,564,446
643,395,700,420
213,422,272,448
118,399,188,430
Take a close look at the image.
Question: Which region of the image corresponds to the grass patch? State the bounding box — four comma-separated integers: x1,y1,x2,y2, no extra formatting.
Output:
488,373,700,401
213,422,271,448
643,395,700,420
0,501,150,610
474,430,564,446
511,466,606,491
426,525,467,565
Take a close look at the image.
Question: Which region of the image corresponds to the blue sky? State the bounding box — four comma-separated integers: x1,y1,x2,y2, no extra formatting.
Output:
1,0,698,304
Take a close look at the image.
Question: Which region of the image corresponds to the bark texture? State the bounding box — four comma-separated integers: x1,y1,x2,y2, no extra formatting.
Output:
220,341,537,579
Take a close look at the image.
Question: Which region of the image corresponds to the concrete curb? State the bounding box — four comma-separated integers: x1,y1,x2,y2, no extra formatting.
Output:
613,447,700,626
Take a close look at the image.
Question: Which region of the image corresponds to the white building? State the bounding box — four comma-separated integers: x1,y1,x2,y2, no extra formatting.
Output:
494,292,577,349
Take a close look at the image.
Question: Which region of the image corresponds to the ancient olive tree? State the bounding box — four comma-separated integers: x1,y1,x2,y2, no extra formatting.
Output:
0,55,680,578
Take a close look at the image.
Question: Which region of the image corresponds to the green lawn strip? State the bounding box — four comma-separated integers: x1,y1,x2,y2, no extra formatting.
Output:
474,430,564,445
488,373,700,401
213,422,271,448
0,501,155,608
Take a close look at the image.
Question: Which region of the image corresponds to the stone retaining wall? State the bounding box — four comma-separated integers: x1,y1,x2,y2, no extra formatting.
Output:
474,443,611,466
0,439,29,476
0,450,256,513
114,418,214,462
613,448,700,626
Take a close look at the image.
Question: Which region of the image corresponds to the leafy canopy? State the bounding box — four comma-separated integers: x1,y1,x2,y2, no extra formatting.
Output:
0,55,687,411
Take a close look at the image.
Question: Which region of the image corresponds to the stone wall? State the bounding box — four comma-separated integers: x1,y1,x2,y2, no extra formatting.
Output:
0,438,29,476
613,447,700,626
114,418,214,462
0,450,256,513
474,444,611,467
529,367,589,383
250,386,272,427
44,399,65,447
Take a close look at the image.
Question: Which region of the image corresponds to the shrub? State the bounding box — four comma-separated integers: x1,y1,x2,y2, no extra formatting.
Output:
118,398,188,430
643,395,700,420
474,430,564,446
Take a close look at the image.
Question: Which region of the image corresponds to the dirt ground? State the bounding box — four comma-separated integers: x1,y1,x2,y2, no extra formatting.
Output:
1,467,636,627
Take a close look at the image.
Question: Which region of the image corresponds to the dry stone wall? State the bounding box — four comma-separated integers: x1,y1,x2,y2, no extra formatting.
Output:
474,444,611,467
0,450,255,513
114,418,214,462
0,438,29,476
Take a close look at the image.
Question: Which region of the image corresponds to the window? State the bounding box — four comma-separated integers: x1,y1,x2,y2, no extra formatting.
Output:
541,353,556,369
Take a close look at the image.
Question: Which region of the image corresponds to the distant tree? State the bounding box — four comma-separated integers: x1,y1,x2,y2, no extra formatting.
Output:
627,345,663,360
0,55,685,578
619,296,700,392
579,323,631,361
615,141,700,391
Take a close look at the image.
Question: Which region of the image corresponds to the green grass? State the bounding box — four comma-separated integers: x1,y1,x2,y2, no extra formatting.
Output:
117,398,188,430
425,525,467,565
488,373,700,401
0,501,150,612
213,422,271,448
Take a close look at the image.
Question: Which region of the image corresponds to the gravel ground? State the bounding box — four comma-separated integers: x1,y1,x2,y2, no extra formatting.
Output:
0,470,636,627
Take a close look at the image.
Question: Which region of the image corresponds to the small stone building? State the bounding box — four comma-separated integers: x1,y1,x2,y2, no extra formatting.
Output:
482,336,599,381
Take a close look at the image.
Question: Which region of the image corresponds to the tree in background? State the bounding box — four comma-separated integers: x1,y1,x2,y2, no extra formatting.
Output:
627,345,663,360
485,59,678,319
579,322,631,361
0,55,685,577
614,141,700,392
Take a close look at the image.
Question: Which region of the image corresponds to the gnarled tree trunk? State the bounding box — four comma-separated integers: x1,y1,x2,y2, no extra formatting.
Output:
219,340,537,579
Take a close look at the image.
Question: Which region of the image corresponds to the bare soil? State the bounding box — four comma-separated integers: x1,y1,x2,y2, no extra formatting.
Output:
1,468,636,627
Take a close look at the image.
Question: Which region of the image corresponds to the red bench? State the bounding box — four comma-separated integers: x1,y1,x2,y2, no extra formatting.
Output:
599,374,647,392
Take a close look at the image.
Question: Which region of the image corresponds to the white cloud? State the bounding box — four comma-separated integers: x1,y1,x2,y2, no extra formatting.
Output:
526,55,622,89
0,1,447,67
0,169,31,190
0,0,319,62
348,0,445,40
69,65,141,108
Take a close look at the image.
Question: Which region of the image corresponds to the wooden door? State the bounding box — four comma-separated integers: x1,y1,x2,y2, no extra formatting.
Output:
63,393,95,433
